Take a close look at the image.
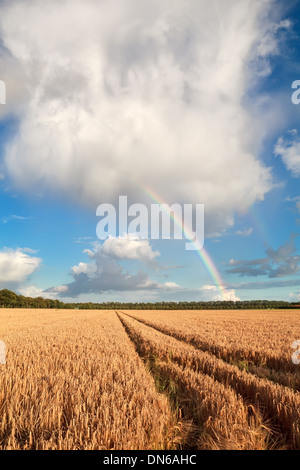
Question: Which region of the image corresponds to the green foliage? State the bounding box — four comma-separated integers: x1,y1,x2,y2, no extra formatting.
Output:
0,289,64,309
0,289,297,310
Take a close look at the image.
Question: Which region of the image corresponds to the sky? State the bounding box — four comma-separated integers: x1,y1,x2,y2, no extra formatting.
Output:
0,0,300,303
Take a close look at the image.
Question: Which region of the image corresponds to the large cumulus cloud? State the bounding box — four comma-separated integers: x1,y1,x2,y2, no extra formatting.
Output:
0,0,286,235
0,247,41,286
46,239,177,297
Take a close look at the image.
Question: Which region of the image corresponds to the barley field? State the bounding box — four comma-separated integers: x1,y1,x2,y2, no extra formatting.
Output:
0,308,300,450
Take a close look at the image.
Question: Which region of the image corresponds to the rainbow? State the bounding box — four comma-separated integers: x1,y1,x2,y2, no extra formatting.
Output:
141,185,227,300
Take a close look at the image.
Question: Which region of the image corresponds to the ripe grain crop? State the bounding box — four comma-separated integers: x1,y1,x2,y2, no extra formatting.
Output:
0,309,178,450
118,313,271,450
123,309,300,389
118,311,300,449
1,308,300,450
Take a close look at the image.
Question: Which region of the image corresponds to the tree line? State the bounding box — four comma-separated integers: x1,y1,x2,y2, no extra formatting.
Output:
0,289,299,310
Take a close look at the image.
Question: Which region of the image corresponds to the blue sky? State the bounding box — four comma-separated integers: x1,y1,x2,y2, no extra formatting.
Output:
0,0,300,303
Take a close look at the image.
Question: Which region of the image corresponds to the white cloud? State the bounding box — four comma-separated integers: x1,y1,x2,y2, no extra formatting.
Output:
50,285,69,294
201,285,219,291
274,133,300,177
221,289,241,302
0,248,41,284
0,0,283,235
22,247,39,255
160,281,180,289
289,292,300,302
18,285,42,297
18,284,55,299
47,239,172,297
286,195,300,213
71,262,97,276
236,228,253,237
200,284,240,301
101,236,160,264
0,215,31,224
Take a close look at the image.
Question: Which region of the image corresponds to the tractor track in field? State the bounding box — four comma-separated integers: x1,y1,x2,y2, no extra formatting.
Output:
118,310,300,391
116,311,201,450
116,311,292,450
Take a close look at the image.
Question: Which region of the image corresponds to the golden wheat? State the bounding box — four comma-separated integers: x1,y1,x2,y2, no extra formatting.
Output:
1,308,300,450
123,309,300,388
118,313,270,449
0,309,177,450
118,311,300,449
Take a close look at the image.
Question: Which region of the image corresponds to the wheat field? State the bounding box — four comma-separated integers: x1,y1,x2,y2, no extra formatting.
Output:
0,308,300,450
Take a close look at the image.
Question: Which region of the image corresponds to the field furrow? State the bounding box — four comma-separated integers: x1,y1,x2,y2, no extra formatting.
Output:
122,310,300,390
0,309,178,450
2,308,300,450
117,311,300,449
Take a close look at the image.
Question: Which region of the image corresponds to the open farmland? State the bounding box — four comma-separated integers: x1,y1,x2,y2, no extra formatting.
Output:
0,308,300,450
